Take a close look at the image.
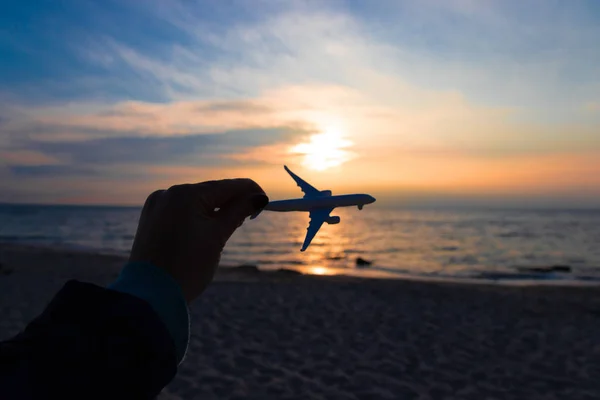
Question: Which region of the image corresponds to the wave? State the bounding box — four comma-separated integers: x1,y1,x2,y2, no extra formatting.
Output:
497,231,537,239
0,234,55,242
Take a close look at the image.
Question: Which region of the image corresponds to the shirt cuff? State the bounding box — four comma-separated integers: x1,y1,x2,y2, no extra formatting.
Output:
108,261,189,364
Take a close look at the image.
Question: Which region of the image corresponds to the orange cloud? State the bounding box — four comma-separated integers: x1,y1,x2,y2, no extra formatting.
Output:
0,150,62,166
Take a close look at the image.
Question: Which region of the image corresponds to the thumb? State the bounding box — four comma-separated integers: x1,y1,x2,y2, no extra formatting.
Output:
218,193,269,239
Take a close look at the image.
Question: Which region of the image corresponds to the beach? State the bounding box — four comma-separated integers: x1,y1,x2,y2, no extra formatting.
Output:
1,243,599,399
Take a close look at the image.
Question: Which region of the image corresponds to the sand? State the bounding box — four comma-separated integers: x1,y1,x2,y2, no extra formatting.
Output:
1,243,599,399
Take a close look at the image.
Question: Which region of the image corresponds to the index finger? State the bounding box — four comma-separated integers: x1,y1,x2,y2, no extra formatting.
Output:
184,178,265,210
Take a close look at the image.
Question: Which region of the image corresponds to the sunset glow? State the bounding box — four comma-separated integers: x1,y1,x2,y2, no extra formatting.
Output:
290,129,353,171
308,267,330,276
1,1,599,207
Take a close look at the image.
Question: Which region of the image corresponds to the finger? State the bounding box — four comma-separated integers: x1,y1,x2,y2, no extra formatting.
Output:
139,189,165,219
145,190,165,209
187,179,265,210
218,192,269,239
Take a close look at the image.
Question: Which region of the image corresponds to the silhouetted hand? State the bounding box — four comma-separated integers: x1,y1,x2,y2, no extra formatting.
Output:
129,179,269,302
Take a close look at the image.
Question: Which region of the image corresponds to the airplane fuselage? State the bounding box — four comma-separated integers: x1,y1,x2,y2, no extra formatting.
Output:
252,165,376,251
265,194,375,212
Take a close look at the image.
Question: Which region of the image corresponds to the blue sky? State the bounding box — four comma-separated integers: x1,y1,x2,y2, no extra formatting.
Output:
1,0,599,206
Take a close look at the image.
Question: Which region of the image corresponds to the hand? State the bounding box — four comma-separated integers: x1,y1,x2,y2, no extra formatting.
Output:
129,179,268,302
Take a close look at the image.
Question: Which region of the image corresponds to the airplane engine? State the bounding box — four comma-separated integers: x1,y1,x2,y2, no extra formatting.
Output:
320,190,332,196
327,216,341,225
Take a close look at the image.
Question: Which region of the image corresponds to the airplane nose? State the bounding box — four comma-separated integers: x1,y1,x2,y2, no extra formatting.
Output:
368,195,376,203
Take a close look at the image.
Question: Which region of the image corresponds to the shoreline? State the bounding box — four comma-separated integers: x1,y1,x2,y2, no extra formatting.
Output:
1,242,599,288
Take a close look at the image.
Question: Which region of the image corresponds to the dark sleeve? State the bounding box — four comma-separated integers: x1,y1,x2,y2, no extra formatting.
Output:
0,280,178,400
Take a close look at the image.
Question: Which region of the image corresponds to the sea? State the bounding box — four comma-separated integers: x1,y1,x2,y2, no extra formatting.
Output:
1,203,600,283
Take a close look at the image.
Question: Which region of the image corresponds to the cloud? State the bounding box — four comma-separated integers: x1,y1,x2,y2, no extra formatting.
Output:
24,98,283,137
4,0,600,111
1,126,311,180
67,1,600,148
28,127,308,165
4,80,599,175
0,150,62,166
2,0,600,205
8,165,100,178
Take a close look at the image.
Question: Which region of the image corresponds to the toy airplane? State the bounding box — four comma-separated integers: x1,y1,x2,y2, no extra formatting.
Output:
251,165,376,251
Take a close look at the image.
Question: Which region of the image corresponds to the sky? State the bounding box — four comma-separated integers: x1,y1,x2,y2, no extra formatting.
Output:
1,0,599,207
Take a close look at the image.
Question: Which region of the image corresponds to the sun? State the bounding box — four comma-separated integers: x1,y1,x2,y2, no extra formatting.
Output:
290,129,353,171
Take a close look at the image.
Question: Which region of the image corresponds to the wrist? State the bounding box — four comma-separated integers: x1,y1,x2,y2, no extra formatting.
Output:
108,261,190,363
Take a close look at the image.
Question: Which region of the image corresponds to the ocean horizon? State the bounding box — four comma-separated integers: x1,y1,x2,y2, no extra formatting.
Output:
1,203,599,283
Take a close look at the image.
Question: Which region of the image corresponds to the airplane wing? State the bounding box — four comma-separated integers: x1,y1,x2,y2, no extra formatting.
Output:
284,165,321,198
301,208,333,251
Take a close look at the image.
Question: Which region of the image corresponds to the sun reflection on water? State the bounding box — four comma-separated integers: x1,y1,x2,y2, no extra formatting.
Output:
224,207,600,282
306,266,333,275
293,212,348,276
